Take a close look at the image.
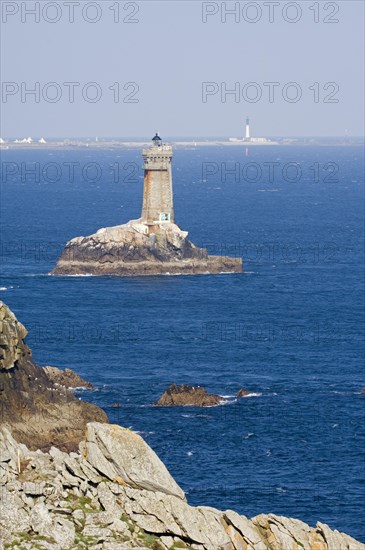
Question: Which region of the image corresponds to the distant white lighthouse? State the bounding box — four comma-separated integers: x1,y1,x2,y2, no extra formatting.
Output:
229,117,275,145
245,117,250,141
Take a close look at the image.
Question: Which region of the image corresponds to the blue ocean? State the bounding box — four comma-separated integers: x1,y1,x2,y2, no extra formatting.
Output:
0,144,364,541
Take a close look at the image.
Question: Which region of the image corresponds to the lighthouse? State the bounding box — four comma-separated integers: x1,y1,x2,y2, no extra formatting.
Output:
141,133,174,228
245,117,250,141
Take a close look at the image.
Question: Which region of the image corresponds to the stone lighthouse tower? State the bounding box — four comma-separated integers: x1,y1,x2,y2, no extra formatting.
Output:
141,133,174,228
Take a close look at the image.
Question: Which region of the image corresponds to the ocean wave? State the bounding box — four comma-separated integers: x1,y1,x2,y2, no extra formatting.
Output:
133,430,155,436
219,398,237,406
76,387,101,395
181,413,212,418
60,274,95,277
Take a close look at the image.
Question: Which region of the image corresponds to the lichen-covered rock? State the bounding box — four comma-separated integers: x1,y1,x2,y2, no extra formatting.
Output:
223,510,268,550
83,423,185,500
52,220,242,276
251,514,364,550
154,384,222,407
30,502,76,549
0,487,31,544
115,486,232,549
0,426,364,550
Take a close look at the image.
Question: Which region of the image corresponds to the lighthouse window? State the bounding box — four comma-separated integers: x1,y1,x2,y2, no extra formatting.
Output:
160,213,170,222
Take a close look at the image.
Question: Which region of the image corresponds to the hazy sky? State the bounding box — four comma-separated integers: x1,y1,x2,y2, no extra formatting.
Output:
1,0,364,137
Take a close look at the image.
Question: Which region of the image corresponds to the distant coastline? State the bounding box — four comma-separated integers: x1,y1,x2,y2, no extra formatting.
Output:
0,136,363,150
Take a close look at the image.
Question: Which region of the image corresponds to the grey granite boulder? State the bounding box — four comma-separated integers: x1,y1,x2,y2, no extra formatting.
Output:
116,486,232,550
82,422,185,500
0,487,31,544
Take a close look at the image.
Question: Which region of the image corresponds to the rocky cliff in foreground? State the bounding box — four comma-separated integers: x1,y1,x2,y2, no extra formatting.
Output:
0,301,107,452
1,302,364,549
1,423,363,550
52,221,242,276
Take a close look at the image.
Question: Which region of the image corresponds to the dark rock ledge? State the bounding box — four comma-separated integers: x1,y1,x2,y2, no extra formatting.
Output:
0,300,107,453
154,384,254,407
43,366,93,389
154,384,222,407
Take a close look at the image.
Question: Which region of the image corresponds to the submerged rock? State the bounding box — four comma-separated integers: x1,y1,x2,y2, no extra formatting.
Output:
0,301,107,452
155,384,222,407
236,389,251,398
